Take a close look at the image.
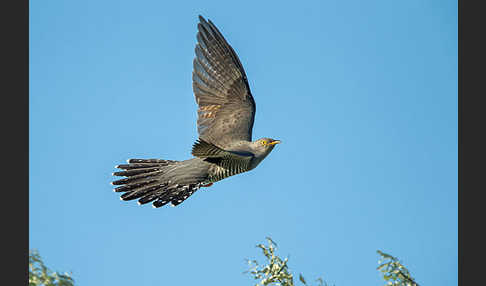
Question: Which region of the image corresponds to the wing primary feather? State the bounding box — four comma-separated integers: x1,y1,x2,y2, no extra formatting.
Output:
206,18,248,81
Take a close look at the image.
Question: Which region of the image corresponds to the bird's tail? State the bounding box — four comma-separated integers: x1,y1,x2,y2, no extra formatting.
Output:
111,158,208,208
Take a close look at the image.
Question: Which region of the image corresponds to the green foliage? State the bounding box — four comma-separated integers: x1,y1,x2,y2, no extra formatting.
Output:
29,250,74,286
245,237,332,286
246,238,419,286
29,239,419,286
376,250,419,286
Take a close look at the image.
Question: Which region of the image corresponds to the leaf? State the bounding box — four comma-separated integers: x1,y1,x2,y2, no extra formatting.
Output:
29,249,74,286
265,237,278,247
299,273,307,285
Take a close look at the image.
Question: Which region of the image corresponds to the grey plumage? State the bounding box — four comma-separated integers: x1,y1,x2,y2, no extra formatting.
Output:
193,16,256,148
112,16,280,208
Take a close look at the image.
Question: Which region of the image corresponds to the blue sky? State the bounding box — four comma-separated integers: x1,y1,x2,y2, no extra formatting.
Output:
29,0,457,285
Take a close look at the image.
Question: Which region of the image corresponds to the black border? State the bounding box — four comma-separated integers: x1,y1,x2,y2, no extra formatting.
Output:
2,0,29,284
459,0,483,285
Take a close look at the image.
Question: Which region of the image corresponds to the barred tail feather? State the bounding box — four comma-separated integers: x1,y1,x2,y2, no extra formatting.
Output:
111,158,206,208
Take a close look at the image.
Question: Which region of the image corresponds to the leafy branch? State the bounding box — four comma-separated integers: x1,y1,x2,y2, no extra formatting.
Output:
245,237,332,286
29,250,74,286
376,250,419,286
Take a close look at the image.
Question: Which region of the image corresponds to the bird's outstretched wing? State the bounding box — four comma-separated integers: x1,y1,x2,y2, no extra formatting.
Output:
192,15,256,149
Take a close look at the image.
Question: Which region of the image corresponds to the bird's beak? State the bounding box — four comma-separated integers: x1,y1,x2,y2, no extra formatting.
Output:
268,140,281,146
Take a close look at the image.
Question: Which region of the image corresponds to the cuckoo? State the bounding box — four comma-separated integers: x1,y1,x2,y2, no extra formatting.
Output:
111,16,280,208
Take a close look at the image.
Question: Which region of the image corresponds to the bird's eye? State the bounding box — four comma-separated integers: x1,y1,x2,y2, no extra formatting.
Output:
260,140,267,146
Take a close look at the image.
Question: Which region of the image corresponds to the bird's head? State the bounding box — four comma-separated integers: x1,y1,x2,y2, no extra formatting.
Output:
252,138,281,156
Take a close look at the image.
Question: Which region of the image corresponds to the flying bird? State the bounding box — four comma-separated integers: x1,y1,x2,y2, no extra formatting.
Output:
111,15,280,208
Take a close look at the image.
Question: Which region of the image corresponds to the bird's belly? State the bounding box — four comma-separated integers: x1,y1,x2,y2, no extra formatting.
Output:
207,164,248,183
